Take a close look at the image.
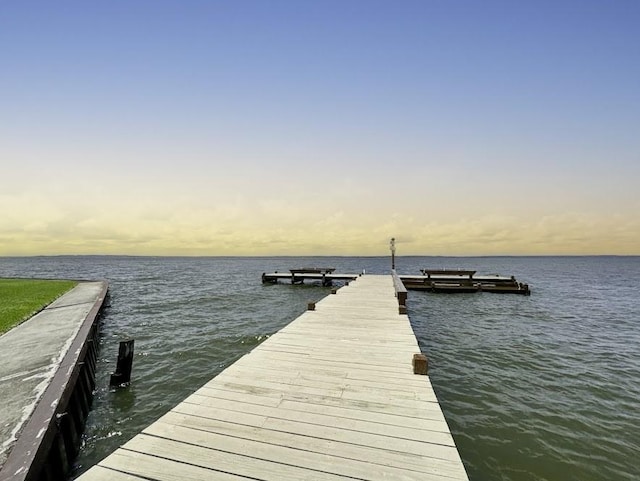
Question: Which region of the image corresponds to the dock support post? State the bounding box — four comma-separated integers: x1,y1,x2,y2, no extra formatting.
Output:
412,353,428,375
110,340,135,387
307,302,316,311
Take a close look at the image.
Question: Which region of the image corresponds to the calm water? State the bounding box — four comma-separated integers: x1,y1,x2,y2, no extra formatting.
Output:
1,256,638,480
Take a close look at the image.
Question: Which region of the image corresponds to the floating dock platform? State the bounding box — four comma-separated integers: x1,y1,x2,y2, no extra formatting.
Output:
263,267,531,295
400,269,531,295
262,267,360,286
77,275,469,481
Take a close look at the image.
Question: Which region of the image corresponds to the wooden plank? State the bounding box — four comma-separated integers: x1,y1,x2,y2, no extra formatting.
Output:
249,343,415,362
210,367,439,402
75,466,149,481
259,338,419,356
260,333,417,348
202,375,438,408
217,360,434,390
194,385,448,426
153,412,468,479
197,384,448,420
246,349,418,375
123,434,354,481
143,421,461,481
242,350,423,378
174,401,459,460
276,398,448,428
183,393,453,443
97,449,250,481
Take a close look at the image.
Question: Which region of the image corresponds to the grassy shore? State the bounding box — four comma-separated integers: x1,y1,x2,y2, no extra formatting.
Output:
0,279,77,334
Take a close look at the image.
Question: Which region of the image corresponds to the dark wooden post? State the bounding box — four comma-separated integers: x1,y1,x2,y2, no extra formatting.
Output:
110,340,135,387
413,353,428,375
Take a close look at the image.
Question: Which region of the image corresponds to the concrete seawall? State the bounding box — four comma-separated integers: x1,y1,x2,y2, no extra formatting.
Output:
0,281,109,481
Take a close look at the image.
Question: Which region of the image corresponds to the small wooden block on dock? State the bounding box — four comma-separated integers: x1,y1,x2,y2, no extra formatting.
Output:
413,353,429,375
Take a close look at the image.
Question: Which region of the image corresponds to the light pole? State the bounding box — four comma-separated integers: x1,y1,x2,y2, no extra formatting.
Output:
390,237,396,271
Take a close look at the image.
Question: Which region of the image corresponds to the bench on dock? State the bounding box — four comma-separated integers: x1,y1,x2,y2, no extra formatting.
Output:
401,271,531,295
290,267,336,275
261,270,358,286
290,268,336,286
421,269,476,279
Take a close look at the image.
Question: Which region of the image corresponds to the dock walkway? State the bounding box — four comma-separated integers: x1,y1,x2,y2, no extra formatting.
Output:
78,275,469,481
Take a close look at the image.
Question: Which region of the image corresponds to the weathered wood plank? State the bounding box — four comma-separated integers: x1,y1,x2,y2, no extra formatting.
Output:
197,384,448,420
75,466,149,480
144,421,461,481
153,412,468,479
183,393,453,443
210,366,438,401
211,362,434,391
243,350,424,378
194,385,448,426
123,434,354,481
95,449,249,480
174,401,459,460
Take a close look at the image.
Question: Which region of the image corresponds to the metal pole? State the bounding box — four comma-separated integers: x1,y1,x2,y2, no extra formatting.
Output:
390,237,396,270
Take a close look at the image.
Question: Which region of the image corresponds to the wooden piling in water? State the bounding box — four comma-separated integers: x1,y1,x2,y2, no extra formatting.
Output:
110,340,135,387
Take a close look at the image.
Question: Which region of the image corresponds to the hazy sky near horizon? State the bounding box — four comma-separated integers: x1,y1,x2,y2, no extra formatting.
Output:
2,1,639,256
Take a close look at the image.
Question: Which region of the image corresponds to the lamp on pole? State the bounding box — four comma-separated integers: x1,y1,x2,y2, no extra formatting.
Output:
390,237,396,270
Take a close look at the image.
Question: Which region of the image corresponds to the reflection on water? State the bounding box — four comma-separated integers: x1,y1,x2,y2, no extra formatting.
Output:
1,256,638,481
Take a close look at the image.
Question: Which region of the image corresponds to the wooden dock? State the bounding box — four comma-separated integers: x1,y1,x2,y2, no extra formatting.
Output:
262,268,359,286
77,275,469,481
400,270,531,295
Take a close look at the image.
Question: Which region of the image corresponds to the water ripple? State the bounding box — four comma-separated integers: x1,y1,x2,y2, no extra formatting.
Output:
1,256,638,480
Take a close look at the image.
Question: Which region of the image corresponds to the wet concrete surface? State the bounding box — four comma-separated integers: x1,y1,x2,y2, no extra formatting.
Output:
0,282,106,468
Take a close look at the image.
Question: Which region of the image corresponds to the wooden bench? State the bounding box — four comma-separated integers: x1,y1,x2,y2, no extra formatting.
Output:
290,268,336,286
421,269,476,279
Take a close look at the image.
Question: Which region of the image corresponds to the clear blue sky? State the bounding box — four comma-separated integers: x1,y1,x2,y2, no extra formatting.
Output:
2,1,639,255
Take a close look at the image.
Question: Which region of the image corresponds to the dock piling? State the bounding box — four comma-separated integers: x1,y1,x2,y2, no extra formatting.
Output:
109,340,135,387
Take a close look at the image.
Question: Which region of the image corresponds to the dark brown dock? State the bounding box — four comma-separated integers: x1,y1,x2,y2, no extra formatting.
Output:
262,268,360,286
400,269,530,295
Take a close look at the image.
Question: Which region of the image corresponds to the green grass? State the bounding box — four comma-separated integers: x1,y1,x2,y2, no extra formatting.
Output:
0,279,78,334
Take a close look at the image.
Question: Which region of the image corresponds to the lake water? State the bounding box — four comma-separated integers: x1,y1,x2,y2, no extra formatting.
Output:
0,256,638,480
